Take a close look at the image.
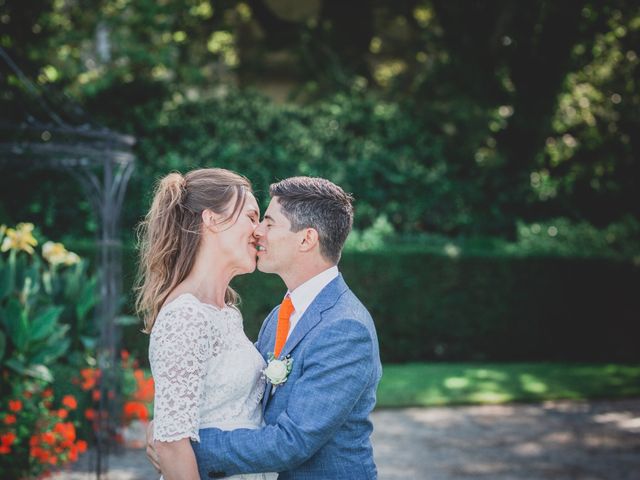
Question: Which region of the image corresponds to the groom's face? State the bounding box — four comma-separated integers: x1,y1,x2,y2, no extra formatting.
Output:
254,197,298,275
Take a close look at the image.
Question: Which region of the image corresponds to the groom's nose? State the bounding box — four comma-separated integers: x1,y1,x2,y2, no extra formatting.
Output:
253,222,265,237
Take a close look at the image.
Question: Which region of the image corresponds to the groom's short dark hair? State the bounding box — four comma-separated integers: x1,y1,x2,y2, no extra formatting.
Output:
270,177,354,264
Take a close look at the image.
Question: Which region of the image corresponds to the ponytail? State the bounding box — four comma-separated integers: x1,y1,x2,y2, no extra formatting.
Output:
135,169,251,333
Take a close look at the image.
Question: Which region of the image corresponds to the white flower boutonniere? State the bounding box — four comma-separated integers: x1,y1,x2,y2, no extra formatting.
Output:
263,353,293,386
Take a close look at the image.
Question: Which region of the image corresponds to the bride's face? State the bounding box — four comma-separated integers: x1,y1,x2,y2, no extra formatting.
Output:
210,192,260,274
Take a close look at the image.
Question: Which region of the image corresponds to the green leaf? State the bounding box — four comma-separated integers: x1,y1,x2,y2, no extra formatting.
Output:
5,358,53,382
0,330,5,360
5,297,29,351
115,315,139,326
31,338,70,364
79,335,97,350
30,306,63,342
0,264,13,301
75,276,97,324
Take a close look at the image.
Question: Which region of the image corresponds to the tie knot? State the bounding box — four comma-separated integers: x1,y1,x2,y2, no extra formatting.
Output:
279,296,294,319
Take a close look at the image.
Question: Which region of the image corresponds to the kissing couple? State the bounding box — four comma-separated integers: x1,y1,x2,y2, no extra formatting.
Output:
137,169,382,479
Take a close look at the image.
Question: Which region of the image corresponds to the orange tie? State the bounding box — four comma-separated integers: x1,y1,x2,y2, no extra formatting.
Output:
274,296,294,358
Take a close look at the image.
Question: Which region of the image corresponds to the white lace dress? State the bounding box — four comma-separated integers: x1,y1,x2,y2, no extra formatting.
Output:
149,293,277,480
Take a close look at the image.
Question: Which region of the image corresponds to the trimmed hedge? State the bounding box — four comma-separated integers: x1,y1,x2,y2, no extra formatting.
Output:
116,247,640,364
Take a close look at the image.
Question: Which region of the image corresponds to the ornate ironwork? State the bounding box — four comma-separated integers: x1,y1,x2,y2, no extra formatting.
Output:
0,46,135,479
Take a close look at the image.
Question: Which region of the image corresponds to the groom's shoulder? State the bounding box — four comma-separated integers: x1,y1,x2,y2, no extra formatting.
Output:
329,283,373,325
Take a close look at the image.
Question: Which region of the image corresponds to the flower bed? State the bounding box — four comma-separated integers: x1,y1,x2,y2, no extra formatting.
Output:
0,223,152,478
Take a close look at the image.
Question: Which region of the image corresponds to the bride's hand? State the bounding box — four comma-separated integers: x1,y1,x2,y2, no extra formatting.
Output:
145,420,161,472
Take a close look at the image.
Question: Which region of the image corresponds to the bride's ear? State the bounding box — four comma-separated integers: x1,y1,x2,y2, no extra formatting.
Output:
202,209,221,231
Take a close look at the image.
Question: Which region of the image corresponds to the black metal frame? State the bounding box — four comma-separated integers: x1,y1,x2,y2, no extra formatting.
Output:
0,46,135,479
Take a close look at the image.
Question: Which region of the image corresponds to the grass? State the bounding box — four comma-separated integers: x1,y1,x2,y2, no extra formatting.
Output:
376,363,640,408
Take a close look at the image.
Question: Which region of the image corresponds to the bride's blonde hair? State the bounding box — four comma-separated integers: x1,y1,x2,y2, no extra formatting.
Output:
135,168,252,333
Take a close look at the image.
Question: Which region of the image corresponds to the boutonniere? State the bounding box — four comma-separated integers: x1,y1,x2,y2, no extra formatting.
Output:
263,353,293,387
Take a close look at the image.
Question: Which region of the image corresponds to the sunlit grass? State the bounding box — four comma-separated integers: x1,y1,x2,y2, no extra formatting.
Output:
376,363,640,407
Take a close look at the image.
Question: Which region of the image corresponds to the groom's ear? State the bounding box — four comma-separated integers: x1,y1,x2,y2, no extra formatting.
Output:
299,227,319,252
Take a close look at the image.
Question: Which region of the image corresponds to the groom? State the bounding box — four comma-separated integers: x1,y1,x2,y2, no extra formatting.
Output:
150,176,382,479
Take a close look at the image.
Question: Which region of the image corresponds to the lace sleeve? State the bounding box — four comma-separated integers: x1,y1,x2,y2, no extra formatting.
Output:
149,301,216,443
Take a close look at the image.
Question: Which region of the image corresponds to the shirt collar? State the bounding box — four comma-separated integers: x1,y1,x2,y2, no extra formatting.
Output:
287,266,339,316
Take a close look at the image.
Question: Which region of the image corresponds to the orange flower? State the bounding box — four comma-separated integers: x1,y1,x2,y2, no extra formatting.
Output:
62,395,77,410
8,399,22,412
57,409,68,419
68,446,78,462
121,349,130,361
134,374,155,403
84,408,96,421
80,368,100,391
54,422,76,443
123,401,149,421
3,414,16,425
1,432,16,447
42,431,56,445
76,440,88,453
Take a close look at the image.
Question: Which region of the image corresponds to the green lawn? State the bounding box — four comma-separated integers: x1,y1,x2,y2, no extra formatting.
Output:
376,363,640,407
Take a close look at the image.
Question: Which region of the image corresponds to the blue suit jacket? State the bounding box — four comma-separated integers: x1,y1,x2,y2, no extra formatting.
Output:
192,274,382,479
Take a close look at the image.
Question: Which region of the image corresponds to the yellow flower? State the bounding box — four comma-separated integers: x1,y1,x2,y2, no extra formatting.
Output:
64,252,81,266
1,223,38,254
42,241,80,266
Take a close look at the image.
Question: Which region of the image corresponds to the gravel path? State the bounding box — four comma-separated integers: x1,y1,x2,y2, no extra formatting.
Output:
51,398,640,480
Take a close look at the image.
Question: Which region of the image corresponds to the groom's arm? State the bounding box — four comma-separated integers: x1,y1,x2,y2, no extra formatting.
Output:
192,318,375,476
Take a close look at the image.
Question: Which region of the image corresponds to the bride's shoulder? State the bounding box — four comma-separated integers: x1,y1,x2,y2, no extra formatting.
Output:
153,293,212,329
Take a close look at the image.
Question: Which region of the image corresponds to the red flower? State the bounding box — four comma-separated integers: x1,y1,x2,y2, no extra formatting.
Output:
3,414,16,425
62,395,77,410
8,399,22,412
80,368,100,391
84,408,96,421
42,388,54,398
121,349,130,361
92,390,101,402
1,432,16,449
0,445,10,454
57,409,68,419
76,440,88,453
54,422,76,443
42,432,56,445
123,401,149,421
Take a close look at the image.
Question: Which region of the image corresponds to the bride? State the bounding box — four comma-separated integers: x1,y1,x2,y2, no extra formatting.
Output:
135,168,276,480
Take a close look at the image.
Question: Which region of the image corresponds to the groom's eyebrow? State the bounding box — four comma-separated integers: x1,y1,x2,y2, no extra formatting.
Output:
263,214,275,222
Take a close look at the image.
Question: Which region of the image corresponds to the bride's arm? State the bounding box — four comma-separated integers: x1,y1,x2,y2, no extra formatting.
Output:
148,303,215,477
155,438,200,480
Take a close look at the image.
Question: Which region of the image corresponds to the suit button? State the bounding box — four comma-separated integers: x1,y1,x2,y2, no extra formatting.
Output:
208,471,226,478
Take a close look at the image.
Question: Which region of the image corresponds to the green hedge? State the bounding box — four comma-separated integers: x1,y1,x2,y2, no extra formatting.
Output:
114,246,639,364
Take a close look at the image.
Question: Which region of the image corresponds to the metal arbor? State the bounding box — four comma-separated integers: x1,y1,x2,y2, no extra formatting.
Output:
0,46,135,478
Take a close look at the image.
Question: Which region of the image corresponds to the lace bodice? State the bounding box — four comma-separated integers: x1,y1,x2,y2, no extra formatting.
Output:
149,293,267,443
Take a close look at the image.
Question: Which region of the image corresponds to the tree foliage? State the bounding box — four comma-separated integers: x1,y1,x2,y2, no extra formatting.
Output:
0,0,637,238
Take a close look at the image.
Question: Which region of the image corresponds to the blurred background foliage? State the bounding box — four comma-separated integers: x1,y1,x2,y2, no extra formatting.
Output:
1,0,638,240
0,0,638,362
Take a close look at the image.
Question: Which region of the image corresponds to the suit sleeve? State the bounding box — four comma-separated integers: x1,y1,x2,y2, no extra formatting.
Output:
192,318,375,475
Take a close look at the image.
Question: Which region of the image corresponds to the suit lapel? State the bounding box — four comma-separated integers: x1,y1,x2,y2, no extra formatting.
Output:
260,310,278,414
280,274,348,360
262,274,349,413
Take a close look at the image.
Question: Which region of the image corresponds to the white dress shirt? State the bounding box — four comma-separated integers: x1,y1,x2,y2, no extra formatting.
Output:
285,266,339,340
